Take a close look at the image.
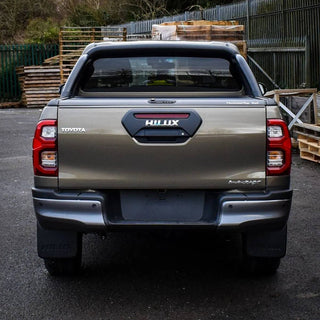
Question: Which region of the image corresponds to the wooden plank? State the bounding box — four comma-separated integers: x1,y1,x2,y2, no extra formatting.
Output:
294,123,320,133
0,101,21,108
61,57,79,61
25,91,59,94
24,65,60,69
308,145,320,155
24,70,60,73
312,93,318,125
25,81,61,84
300,151,320,163
297,134,320,145
42,55,60,65
61,39,104,43
296,132,320,143
267,88,317,96
26,98,59,102
62,49,84,53
162,20,240,26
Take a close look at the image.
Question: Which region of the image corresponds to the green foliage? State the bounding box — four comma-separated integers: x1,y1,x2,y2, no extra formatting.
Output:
0,0,237,43
124,0,169,21
167,0,238,12
0,0,59,44
25,18,60,44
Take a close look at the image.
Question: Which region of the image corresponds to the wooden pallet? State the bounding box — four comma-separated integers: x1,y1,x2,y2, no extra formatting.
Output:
294,123,320,137
294,123,320,163
176,24,244,40
17,66,66,107
152,20,246,58
161,20,240,26
59,27,127,84
300,151,320,163
265,89,319,127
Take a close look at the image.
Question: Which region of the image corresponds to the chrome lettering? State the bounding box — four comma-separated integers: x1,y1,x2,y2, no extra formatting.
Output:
61,128,86,133
228,179,262,185
145,120,180,127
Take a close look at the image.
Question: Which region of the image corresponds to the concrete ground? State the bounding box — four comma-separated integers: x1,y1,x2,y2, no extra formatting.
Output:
0,109,319,320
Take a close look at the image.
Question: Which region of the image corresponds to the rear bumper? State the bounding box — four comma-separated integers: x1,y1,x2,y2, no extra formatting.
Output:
33,188,292,232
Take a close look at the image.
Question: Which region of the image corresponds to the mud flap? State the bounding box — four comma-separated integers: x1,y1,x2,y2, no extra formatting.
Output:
37,223,82,259
244,226,287,258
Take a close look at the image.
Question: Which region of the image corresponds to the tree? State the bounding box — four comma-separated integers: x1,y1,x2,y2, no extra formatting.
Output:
123,0,169,20
25,18,60,44
0,0,238,43
0,0,58,44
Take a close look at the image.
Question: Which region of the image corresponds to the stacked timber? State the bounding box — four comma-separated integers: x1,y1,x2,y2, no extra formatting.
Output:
294,123,320,163
59,27,127,83
152,20,246,58
17,66,61,108
16,66,26,104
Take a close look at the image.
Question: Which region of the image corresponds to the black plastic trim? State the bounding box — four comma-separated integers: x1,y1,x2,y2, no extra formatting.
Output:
33,188,292,232
122,109,202,144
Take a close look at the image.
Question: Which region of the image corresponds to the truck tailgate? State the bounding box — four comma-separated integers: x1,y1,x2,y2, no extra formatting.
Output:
58,98,266,190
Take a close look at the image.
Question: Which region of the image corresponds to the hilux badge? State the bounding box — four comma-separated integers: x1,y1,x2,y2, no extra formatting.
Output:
145,120,179,127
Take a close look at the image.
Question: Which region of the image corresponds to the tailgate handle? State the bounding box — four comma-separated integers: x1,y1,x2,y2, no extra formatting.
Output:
122,109,202,144
134,128,189,143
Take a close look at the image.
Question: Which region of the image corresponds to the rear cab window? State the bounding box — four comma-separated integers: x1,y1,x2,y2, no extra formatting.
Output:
77,55,244,97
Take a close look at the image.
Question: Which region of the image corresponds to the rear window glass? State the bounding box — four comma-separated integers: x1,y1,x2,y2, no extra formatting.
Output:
79,56,242,93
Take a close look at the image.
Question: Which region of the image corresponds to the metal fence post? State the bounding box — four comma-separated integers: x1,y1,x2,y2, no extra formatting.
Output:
216,5,221,20
246,0,250,41
304,36,311,88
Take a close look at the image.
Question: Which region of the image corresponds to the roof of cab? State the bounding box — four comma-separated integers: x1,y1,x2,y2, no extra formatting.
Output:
82,41,240,57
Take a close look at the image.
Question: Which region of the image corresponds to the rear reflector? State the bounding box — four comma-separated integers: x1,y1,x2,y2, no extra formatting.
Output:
267,150,284,167
134,113,190,119
41,151,57,168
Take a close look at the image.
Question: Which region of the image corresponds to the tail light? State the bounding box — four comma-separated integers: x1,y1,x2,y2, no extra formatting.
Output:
33,120,58,176
267,119,291,175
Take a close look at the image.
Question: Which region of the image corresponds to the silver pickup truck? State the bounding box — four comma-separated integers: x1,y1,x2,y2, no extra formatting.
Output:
32,41,292,276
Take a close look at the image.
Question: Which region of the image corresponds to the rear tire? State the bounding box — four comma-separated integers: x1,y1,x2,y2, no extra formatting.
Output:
241,256,281,275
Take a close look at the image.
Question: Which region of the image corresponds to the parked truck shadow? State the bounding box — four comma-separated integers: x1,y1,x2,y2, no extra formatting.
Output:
81,231,243,277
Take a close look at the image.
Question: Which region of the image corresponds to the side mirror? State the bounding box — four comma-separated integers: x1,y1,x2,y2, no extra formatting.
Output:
59,84,65,95
258,83,267,96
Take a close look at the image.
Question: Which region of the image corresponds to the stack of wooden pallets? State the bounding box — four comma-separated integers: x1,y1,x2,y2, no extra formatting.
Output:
16,27,127,107
17,66,61,107
152,20,246,58
294,123,320,163
59,27,127,83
